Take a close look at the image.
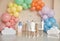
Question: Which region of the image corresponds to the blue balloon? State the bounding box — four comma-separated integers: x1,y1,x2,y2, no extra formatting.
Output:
44,18,49,23
44,24,50,33
49,17,56,24
45,21,53,28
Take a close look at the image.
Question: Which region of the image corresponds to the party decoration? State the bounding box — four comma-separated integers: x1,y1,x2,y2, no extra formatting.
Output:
14,0,24,5
0,0,58,35
7,3,23,17
5,22,11,27
24,0,32,4
1,13,11,22
22,3,28,9
47,10,55,17
41,6,51,14
49,17,56,24
1,27,16,35
31,0,45,11
42,15,48,20
46,21,53,28
44,24,50,32
17,6,23,12
1,12,19,30
13,12,19,18
14,0,32,10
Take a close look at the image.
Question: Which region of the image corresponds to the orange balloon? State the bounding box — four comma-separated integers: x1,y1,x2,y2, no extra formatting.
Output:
32,2,38,7
30,7,36,11
36,5,42,11
37,1,42,5
33,0,38,2
34,2,38,7
40,2,45,7
31,2,35,7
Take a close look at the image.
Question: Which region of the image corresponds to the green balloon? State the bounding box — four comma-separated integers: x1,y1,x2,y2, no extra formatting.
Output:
28,4,31,8
22,3,28,9
14,0,24,5
24,0,32,4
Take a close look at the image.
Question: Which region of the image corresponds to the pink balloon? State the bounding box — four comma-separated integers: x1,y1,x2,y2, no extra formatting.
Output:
1,13,11,22
42,6,51,14
15,18,19,22
0,22,5,31
42,15,48,20
48,10,55,17
11,16,16,20
5,22,11,27
10,19,15,26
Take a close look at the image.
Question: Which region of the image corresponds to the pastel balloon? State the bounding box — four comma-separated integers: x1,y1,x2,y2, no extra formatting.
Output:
25,0,32,4
14,0,24,5
42,15,48,20
28,4,31,8
11,7,16,13
15,18,19,22
7,8,11,13
42,6,51,14
13,12,19,17
13,3,18,8
36,5,42,11
45,20,53,28
10,19,15,26
11,16,16,20
8,2,13,8
22,3,28,9
1,13,11,22
40,2,45,7
48,10,55,17
44,19,49,23
49,17,56,24
17,6,23,12
31,2,36,7
5,22,11,27
44,24,50,33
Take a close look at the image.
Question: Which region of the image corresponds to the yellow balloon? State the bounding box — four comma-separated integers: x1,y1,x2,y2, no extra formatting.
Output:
7,8,11,13
17,6,23,12
13,3,18,8
14,12,19,17
8,2,13,8
10,13,13,15
11,7,17,13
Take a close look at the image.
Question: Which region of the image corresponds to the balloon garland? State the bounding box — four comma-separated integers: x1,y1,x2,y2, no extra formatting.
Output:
0,0,58,33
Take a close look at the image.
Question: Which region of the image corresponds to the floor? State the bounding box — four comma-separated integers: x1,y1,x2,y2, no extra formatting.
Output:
0,31,60,41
